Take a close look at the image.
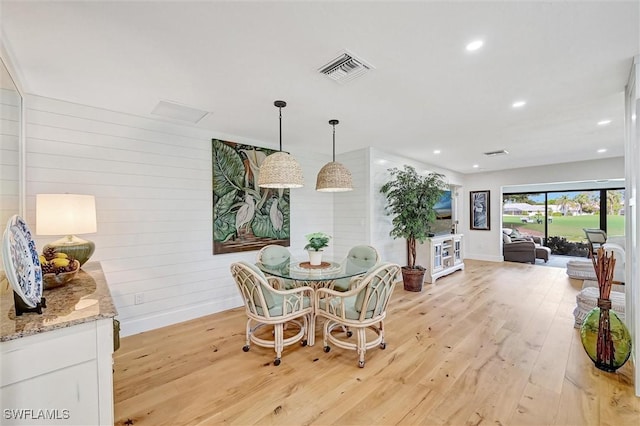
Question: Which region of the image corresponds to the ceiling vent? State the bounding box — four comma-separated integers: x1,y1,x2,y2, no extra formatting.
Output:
483,149,509,157
318,50,374,84
151,100,209,123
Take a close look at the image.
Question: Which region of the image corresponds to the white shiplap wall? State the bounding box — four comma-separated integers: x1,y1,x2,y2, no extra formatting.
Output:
0,87,20,238
24,95,332,337
332,148,370,258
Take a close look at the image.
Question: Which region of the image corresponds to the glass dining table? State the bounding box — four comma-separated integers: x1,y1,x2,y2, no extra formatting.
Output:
256,257,371,290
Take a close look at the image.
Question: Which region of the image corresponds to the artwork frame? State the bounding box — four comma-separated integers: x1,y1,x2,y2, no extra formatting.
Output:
212,139,290,254
470,190,490,231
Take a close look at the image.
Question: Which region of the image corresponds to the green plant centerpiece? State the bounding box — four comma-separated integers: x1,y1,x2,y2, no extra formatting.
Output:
304,232,331,251
304,232,331,266
380,165,447,291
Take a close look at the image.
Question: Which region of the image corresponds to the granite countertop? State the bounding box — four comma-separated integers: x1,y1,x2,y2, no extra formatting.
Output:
0,261,117,342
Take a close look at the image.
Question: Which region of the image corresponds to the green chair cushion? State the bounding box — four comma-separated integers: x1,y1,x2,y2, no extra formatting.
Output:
319,295,374,320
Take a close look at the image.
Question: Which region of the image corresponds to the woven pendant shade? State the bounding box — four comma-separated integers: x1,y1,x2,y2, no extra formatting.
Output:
316,161,353,192
316,119,353,192
258,151,304,188
258,100,304,189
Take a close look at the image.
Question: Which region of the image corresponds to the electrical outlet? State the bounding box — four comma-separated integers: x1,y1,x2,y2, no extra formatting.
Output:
134,293,144,305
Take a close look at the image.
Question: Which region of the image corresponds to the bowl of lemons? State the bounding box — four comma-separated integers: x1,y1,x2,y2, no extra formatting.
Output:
40,248,81,289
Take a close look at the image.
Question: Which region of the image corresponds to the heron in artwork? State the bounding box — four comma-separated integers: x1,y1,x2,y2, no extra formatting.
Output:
235,193,256,234
270,198,283,231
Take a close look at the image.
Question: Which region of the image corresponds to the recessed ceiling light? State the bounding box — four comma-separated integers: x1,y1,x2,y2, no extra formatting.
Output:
472,164,479,168
597,119,611,126
433,150,441,154
597,148,607,153
512,101,526,108
466,40,484,51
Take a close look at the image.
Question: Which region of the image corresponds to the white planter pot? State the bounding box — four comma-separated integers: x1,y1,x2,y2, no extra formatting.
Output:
308,250,323,266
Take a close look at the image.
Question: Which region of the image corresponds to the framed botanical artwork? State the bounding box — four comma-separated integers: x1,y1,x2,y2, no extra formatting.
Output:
212,139,290,254
470,190,490,230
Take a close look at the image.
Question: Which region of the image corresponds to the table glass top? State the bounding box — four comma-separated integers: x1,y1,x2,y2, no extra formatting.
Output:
256,257,371,282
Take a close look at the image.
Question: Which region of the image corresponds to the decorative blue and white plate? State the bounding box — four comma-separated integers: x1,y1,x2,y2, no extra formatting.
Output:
2,215,43,308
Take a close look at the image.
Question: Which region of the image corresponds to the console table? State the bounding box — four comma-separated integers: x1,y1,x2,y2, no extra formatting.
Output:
416,234,465,283
0,262,117,425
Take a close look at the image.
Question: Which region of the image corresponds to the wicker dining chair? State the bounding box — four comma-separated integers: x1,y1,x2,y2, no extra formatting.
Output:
230,261,314,366
332,245,381,291
315,262,400,368
256,244,294,289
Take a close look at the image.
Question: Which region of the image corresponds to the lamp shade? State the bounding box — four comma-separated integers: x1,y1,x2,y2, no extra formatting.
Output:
258,152,304,188
315,119,353,192
36,194,97,236
257,100,304,189
316,162,353,192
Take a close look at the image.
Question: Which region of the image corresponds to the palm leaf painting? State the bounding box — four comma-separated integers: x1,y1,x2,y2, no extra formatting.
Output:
212,139,290,254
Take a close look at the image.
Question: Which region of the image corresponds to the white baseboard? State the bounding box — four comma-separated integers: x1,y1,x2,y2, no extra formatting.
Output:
118,298,242,338
464,254,504,262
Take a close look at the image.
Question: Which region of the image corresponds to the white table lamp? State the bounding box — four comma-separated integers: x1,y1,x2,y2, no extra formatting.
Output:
36,194,97,267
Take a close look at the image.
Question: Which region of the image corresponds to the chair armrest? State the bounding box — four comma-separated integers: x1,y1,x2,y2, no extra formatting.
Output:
267,276,285,290
265,285,314,315
316,281,364,299
348,275,365,291
528,236,542,245
504,241,536,251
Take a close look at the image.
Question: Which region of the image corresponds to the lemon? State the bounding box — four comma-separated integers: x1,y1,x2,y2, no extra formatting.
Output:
52,258,70,268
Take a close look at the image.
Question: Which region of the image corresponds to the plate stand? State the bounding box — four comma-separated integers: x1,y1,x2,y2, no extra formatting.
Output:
13,291,46,316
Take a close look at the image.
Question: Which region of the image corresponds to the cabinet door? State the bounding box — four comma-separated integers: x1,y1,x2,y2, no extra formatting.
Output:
2,361,99,425
454,237,462,264
433,242,443,271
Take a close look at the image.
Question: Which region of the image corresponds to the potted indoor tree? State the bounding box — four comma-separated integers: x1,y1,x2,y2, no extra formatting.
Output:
380,165,447,291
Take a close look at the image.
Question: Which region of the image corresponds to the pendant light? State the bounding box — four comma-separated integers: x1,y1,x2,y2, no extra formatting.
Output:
316,119,353,192
258,100,304,188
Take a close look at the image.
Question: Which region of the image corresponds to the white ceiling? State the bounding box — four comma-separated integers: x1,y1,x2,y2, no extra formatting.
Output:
1,0,638,174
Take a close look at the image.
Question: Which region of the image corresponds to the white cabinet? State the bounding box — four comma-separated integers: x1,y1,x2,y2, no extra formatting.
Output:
1,262,116,425
416,234,464,283
1,320,114,425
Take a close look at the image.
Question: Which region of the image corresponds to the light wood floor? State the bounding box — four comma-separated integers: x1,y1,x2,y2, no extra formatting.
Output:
113,260,639,425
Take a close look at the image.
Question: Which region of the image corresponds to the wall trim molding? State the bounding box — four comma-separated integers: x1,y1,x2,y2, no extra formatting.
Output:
118,299,242,338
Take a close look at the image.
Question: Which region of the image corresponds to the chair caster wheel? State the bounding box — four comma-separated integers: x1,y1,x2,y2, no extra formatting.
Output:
380,342,386,350
301,339,308,347
358,361,365,368
324,346,331,353
274,358,281,366
346,331,353,338
242,345,250,352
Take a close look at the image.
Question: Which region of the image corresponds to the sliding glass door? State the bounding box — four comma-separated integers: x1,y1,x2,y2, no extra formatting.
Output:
502,188,624,256
605,189,625,238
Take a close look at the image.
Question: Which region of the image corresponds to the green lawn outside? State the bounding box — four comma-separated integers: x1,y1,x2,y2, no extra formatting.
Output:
503,214,625,241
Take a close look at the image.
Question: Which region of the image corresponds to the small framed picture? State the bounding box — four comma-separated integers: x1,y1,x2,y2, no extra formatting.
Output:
470,190,490,230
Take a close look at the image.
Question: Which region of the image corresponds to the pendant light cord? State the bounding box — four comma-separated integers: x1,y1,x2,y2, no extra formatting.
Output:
329,119,339,162
279,106,283,152
332,123,336,162
274,100,287,152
